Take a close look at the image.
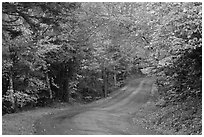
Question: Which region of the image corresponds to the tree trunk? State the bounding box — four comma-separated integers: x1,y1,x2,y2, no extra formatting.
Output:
113,73,117,86
113,66,117,86
62,77,70,102
45,71,52,99
8,74,16,111
102,67,108,98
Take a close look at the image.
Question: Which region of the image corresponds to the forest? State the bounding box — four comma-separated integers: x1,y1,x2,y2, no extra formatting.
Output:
2,2,202,135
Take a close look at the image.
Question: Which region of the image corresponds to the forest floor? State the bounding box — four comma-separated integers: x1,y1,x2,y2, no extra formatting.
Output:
3,77,193,135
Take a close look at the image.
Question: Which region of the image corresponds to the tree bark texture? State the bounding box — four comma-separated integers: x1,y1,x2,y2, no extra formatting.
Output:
8,74,16,111
45,71,53,99
102,67,108,98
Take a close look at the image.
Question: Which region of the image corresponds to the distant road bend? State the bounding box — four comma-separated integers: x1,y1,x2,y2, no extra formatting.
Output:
34,78,160,135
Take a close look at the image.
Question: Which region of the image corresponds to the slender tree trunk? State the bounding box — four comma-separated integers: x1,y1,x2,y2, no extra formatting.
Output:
113,73,117,86
45,71,52,99
8,44,17,111
61,66,70,102
8,74,16,111
67,79,70,102
102,67,108,98
113,66,117,86
62,77,70,102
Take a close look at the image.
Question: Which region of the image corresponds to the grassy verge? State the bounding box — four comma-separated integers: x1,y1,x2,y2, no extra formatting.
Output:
132,100,202,135
2,102,74,135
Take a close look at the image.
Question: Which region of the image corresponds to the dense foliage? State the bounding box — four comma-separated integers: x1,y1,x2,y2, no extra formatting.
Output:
155,2,202,104
2,2,147,113
2,4,202,134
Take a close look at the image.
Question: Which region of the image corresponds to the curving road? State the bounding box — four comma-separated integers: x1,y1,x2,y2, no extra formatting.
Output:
34,78,160,135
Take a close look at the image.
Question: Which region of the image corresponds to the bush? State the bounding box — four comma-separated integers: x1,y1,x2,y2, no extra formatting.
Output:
157,46,201,103
2,91,38,114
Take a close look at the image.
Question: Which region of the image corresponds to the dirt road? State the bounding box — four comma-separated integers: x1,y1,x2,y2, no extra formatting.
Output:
34,78,160,135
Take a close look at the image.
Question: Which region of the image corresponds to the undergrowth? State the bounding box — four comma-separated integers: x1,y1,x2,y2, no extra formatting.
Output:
134,99,202,135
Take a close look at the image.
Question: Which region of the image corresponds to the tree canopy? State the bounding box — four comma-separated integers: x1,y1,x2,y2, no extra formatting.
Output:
2,2,202,123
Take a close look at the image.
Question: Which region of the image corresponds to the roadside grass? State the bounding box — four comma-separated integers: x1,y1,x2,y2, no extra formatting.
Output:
133,100,202,135
2,102,73,135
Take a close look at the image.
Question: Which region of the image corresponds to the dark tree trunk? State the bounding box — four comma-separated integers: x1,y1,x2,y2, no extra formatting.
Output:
102,67,108,98
8,74,17,111
45,71,53,99
60,64,70,102
8,44,18,111
113,66,117,86
62,77,70,102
